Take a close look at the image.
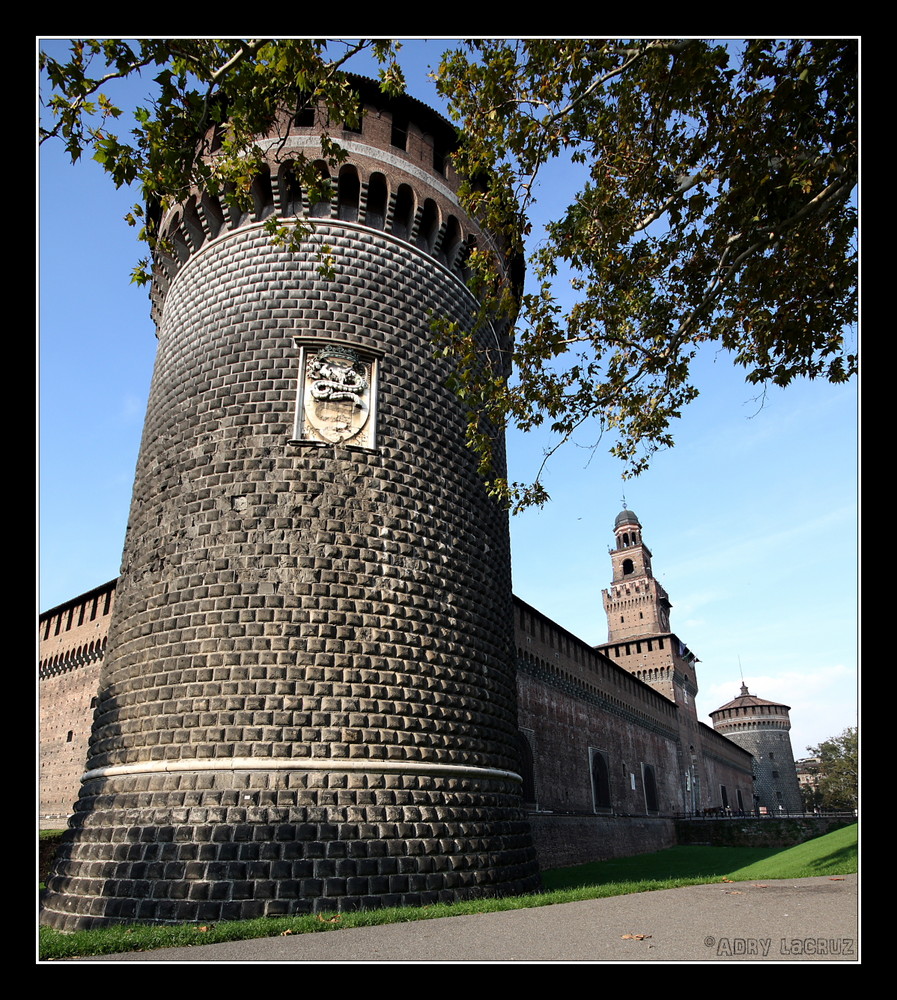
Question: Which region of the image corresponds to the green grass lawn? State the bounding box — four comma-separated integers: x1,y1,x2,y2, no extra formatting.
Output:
39,823,856,961
542,822,858,890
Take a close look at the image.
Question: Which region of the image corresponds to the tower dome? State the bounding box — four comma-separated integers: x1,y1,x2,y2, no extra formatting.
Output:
614,507,641,529
41,77,539,930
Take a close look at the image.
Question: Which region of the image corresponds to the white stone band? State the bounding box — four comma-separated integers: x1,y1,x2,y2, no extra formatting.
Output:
82,757,522,783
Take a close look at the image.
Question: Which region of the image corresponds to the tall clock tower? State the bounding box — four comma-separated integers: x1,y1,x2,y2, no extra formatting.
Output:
597,507,704,810
603,508,672,642
597,508,699,725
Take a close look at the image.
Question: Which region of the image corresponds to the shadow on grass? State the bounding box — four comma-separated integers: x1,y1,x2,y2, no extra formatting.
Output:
542,846,781,890
543,824,858,891
804,844,857,871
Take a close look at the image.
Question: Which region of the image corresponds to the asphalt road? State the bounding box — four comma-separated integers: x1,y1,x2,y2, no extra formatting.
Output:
68,874,858,963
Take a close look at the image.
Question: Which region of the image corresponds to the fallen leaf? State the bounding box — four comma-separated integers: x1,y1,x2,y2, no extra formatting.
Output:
829,877,845,881
621,933,652,940
724,890,743,895
280,929,293,936
198,926,209,933
751,884,769,888
720,878,734,883
316,914,342,923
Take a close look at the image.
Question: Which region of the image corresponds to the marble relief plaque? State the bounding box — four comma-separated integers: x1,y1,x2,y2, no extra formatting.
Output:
295,344,377,448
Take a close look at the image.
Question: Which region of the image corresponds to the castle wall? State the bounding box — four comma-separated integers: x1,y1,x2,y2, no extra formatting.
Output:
697,724,756,814
513,598,753,832
595,636,689,705
40,577,757,871
39,581,116,827
527,814,676,870
515,599,682,814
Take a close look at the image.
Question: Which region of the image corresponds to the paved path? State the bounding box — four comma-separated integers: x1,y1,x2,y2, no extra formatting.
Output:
69,874,858,963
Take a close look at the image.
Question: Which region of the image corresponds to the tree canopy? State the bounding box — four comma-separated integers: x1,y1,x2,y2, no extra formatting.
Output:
39,38,858,510
805,727,858,811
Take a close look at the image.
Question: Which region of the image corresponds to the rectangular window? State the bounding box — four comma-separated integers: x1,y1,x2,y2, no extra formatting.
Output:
390,114,408,150
293,342,378,449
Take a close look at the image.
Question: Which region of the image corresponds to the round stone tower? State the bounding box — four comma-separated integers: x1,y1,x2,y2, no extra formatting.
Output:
710,683,803,815
41,78,539,930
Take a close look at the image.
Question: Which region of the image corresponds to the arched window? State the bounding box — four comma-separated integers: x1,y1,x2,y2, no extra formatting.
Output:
277,162,303,217
170,215,191,266
622,558,634,575
201,191,226,239
251,168,275,221
310,162,332,218
365,173,388,230
182,197,206,250
337,165,360,222
642,763,659,813
590,749,612,810
391,184,415,240
517,730,536,805
416,199,439,252
441,215,462,268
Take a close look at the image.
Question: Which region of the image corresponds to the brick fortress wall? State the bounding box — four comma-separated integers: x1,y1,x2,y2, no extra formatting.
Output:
39,581,116,826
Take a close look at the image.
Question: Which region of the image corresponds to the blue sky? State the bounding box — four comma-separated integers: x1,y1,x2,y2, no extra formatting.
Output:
38,38,858,757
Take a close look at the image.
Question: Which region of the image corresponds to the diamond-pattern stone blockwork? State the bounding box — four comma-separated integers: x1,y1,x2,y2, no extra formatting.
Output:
40,219,540,930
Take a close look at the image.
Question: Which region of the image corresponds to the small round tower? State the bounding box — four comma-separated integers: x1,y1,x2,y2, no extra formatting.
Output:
41,77,539,930
710,683,803,814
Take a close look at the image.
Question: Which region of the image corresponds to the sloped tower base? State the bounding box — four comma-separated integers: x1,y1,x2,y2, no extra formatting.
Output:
42,767,535,929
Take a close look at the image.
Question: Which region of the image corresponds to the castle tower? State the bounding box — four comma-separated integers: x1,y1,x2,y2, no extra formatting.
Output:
597,509,699,720
595,509,705,811
710,684,803,814
41,78,539,930
603,507,672,641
